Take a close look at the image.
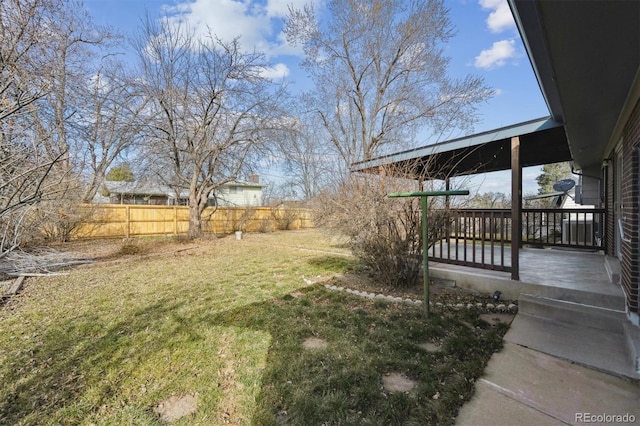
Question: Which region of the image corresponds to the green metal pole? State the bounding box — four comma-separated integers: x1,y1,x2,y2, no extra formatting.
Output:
388,190,469,318
421,196,429,317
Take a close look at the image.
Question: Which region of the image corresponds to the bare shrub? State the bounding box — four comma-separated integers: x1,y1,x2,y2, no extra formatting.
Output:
258,217,274,233
117,242,146,256
36,202,98,243
0,208,36,255
271,205,299,231
234,208,256,232
220,207,257,234
314,163,461,289
315,177,416,288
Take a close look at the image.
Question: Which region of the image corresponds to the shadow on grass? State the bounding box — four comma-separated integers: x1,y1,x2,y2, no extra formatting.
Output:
205,286,507,426
0,299,190,424
0,285,506,425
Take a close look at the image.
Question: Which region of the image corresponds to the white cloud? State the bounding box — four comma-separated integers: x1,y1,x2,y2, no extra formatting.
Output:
160,0,315,58
479,0,515,33
259,63,290,79
474,39,516,69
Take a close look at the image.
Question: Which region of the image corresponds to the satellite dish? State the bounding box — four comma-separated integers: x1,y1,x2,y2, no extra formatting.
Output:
553,178,575,193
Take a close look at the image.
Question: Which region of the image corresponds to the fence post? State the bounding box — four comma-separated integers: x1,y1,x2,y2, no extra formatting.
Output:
125,205,131,239
174,206,178,235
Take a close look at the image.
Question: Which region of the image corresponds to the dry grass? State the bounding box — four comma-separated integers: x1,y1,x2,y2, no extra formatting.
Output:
0,230,506,425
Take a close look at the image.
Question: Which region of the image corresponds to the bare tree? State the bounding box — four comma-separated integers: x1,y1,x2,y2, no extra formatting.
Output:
277,100,337,200
286,0,492,168
468,191,510,208
76,61,148,202
0,0,52,122
0,0,67,255
29,1,119,173
0,0,121,253
134,18,288,239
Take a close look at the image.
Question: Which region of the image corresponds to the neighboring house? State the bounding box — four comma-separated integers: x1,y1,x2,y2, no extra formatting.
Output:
523,188,594,210
353,0,640,331
94,175,265,207
215,176,265,207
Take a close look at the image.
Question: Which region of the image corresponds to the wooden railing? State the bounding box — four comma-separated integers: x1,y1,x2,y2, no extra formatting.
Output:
522,208,604,249
429,209,512,272
428,208,605,271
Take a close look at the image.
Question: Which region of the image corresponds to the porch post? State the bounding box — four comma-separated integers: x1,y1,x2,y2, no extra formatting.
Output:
445,178,451,210
511,136,521,280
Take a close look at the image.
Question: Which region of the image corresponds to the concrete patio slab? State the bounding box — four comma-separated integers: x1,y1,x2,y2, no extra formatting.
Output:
456,380,566,426
456,343,640,426
505,313,636,379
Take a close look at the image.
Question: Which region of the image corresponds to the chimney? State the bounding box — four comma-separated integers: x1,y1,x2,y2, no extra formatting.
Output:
248,174,259,184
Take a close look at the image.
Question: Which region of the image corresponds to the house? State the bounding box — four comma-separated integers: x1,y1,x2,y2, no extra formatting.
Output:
352,1,640,375
95,175,265,207
509,0,640,327
214,175,265,207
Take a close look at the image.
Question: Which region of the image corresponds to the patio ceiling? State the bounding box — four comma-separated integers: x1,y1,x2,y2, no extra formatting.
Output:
509,0,640,176
351,117,571,180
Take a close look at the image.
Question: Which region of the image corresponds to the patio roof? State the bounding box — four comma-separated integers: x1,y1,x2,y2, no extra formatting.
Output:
351,117,571,180
509,0,640,176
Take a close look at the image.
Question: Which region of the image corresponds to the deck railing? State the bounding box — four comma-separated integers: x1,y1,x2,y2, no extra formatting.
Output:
522,208,604,249
429,209,512,272
428,208,605,272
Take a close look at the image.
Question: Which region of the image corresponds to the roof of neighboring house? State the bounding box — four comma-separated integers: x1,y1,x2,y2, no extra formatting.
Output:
222,180,267,189
96,179,265,202
102,181,171,197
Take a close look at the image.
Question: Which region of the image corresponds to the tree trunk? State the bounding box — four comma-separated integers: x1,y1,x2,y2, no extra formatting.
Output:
82,170,106,203
187,197,203,239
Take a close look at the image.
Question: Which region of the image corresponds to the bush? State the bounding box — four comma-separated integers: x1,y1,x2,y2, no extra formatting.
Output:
314,175,454,289
271,205,299,230
36,202,97,243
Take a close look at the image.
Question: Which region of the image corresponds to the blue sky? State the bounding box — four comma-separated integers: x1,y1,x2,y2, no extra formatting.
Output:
84,0,550,196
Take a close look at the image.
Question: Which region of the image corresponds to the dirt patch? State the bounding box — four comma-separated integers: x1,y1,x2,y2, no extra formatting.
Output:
417,342,441,353
480,313,515,325
215,333,244,425
154,393,198,423
302,337,328,350
382,373,417,393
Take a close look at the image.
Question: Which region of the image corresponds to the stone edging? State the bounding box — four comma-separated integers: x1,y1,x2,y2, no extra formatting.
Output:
324,284,518,313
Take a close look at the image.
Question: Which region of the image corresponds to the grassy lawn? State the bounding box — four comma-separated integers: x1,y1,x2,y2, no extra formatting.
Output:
0,230,507,425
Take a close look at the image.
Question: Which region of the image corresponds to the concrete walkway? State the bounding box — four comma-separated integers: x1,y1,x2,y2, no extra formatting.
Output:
456,317,640,426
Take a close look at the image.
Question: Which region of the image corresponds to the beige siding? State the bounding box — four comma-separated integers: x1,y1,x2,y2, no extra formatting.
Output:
215,187,263,207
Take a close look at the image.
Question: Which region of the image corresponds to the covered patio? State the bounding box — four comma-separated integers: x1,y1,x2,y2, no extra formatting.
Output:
351,116,599,282
429,246,624,310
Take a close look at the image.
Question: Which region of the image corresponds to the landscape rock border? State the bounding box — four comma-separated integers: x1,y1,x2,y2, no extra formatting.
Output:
323,284,518,313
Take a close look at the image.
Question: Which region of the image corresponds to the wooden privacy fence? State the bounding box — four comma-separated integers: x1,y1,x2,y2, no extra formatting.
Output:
73,204,314,239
